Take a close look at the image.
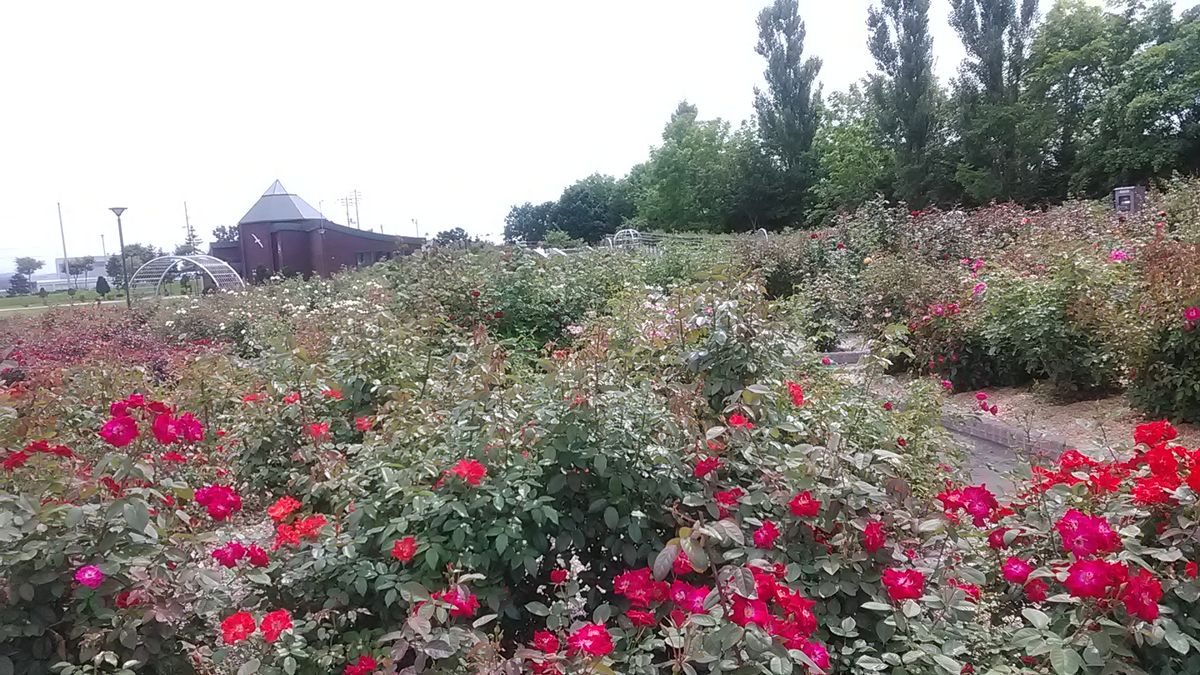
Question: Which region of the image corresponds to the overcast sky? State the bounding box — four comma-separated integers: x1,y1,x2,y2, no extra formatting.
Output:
2,0,1196,273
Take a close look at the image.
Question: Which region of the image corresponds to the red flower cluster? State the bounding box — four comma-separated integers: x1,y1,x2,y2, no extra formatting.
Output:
566,623,613,657
694,455,721,479
2,440,74,471
881,568,925,601
212,541,269,568
786,381,805,407
936,484,998,526
727,413,754,429
220,607,295,644
391,536,417,563
1054,509,1121,558
267,496,302,522
1133,420,1177,447
788,491,821,518
447,458,487,486
862,520,887,553
344,655,378,675
151,412,204,444
754,520,780,548
273,515,327,550
306,422,330,441
194,484,242,521
432,586,480,618
614,568,669,607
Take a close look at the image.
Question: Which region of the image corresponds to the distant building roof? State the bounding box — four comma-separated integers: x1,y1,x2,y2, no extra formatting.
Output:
238,180,325,225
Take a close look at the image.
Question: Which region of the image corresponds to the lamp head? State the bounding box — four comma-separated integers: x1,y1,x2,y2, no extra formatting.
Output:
109,207,127,217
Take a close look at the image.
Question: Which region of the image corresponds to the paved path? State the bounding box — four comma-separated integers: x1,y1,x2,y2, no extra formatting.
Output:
0,299,128,314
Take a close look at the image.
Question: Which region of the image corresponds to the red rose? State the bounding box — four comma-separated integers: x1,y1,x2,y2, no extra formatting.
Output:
1120,568,1162,621
626,609,657,627
549,568,568,584
391,536,417,563
267,496,302,522
1002,557,1033,585
566,623,613,657
881,568,925,602
788,491,821,518
261,609,292,643
448,459,487,486
532,630,559,653
220,611,256,644
753,520,780,549
100,415,139,447
862,520,886,553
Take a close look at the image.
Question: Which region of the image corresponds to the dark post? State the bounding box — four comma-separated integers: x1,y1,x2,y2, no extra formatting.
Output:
110,207,131,308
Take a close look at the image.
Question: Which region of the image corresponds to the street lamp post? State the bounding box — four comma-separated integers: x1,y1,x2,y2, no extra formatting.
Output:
109,207,131,308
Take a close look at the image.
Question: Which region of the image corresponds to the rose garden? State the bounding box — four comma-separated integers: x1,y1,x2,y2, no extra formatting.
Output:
3,184,1200,675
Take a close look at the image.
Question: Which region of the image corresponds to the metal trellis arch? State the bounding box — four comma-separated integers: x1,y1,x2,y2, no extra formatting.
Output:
127,254,246,296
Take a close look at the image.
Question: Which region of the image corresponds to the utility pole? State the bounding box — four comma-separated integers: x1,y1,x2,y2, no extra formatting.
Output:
339,196,352,227
350,190,362,230
100,234,107,257
110,207,132,309
183,201,198,253
57,202,71,287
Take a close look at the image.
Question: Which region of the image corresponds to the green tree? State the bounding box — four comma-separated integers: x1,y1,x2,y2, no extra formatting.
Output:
95,276,111,298
1076,9,1200,192
552,174,634,242
106,244,160,290
634,102,738,232
503,201,557,243
434,227,472,244
753,0,823,220
176,219,203,255
13,257,43,277
7,273,31,296
949,0,1039,202
726,123,790,231
867,0,940,205
65,256,94,289
810,87,894,223
211,225,239,245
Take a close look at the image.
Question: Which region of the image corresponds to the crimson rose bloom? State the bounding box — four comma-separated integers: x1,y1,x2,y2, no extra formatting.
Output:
1002,557,1033,585
221,611,256,644
343,655,377,675
100,415,139,447
669,580,709,613
307,422,330,441
614,568,668,608
246,544,269,568
391,536,417,563
75,565,104,589
195,484,242,521
432,587,480,618
550,568,569,584
267,496,302,522
152,413,180,444
881,568,925,601
566,623,613,657
212,541,247,568
800,640,830,672
1024,578,1048,602
730,596,770,627
693,455,721,479
1064,559,1125,599
355,416,373,432
1186,561,1199,579
1055,509,1121,557
177,412,204,442
786,381,805,407
862,520,886,553
627,609,657,627
448,459,487,485
727,413,754,429
532,630,559,653
1133,420,1177,447
261,609,293,643
788,491,821,518
753,520,780,549
1120,568,1162,621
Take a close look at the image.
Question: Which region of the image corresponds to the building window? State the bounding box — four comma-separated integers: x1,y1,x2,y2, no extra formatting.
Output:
356,252,368,267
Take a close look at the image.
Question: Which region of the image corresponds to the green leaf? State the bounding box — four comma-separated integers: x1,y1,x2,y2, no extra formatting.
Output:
860,601,892,611
123,501,150,533
283,657,297,675
902,599,921,617
0,656,12,675
236,658,261,675
1022,607,1051,630
594,454,608,475
931,654,961,674
1048,647,1081,675
603,506,619,529
653,544,679,580
496,533,508,555
525,601,550,616
473,614,498,628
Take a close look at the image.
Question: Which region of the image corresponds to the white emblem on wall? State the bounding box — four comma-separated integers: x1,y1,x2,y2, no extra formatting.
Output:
251,233,264,249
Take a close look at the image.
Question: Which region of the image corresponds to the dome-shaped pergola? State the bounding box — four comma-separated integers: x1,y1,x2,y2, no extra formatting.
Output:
128,254,246,296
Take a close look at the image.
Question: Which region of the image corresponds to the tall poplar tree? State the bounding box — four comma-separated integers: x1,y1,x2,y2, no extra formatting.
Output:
753,0,822,223
949,0,1039,203
867,0,939,206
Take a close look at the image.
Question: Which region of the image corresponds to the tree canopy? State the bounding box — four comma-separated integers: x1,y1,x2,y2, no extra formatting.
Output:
505,0,1200,234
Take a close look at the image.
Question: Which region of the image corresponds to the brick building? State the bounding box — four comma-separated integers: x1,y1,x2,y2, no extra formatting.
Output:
209,180,424,280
